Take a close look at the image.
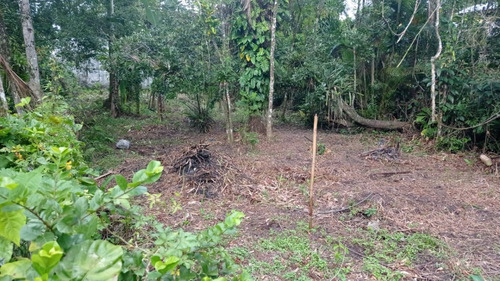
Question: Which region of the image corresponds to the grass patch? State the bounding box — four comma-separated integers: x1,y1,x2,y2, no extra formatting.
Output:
352,229,449,280
241,221,351,281
233,222,451,281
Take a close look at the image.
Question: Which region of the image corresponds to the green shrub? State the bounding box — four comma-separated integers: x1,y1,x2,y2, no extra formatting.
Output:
0,100,250,281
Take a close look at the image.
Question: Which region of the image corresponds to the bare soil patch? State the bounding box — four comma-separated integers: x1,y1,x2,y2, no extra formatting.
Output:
113,122,500,280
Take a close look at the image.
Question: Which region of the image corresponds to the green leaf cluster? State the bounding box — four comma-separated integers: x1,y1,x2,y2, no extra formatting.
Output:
0,102,250,281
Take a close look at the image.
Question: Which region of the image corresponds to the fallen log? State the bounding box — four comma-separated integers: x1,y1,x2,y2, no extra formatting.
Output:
339,98,410,130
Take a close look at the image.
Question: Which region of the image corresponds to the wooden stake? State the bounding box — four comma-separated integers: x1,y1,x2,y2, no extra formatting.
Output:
309,114,318,229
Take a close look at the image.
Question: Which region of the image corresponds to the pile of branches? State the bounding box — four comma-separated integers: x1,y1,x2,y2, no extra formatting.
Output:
171,144,227,197
360,142,400,161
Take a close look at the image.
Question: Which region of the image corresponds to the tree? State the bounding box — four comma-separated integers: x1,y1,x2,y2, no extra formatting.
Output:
266,0,278,139
0,8,28,114
18,0,42,102
0,69,7,114
108,0,119,117
429,0,441,124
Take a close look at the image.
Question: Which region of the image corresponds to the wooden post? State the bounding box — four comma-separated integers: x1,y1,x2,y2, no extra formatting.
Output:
309,114,318,229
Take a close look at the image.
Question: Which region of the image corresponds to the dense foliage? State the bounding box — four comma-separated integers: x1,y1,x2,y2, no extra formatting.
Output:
0,1,499,140
0,100,249,280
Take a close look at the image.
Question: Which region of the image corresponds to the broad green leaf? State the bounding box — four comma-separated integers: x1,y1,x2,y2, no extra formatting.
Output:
114,175,128,190
29,232,56,252
56,240,123,281
73,197,89,217
0,209,26,245
128,186,147,196
89,190,103,211
20,219,46,241
151,255,179,274
121,250,144,275
0,178,17,190
113,198,131,209
74,214,99,239
131,170,147,184
0,205,22,212
0,237,12,266
225,211,244,228
79,177,96,186
145,161,163,176
0,259,31,279
31,241,63,277
36,157,49,165
132,169,161,185
56,234,84,252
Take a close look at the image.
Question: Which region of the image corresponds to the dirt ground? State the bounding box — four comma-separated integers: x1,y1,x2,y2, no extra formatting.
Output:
113,122,500,280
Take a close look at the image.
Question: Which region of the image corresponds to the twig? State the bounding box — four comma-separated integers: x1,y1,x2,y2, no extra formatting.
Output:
369,171,411,179
94,171,114,180
316,193,374,215
104,227,150,253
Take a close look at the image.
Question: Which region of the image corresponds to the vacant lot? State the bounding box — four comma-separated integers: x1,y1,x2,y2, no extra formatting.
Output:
93,117,499,281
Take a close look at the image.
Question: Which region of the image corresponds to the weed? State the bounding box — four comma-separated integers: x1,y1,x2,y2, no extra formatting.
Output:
230,247,251,260
241,130,259,149
363,208,378,217
352,229,448,280
317,142,326,155
246,222,350,280
169,196,182,214
200,208,216,220
298,184,309,198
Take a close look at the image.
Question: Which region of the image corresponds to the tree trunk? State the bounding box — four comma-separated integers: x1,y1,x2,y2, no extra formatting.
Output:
0,75,8,115
108,0,119,117
266,0,278,139
223,82,234,144
281,92,288,120
0,9,25,114
0,54,30,114
18,0,42,102
157,94,164,121
339,98,409,130
220,7,233,144
351,48,357,106
110,72,119,117
430,0,442,123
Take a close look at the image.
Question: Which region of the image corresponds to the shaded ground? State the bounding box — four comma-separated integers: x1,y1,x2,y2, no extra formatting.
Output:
109,121,500,280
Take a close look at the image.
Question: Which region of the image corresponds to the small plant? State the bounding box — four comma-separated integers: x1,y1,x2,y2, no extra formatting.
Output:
436,136,470,153
241,131,259,149
363,208,378,217
317,142,326,155
185,103,215,133
169,195,182,214
298,184,309,198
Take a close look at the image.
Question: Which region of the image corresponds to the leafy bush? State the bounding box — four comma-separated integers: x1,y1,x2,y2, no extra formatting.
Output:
0,97,85,172
0,100,250,281
436,136,470,153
